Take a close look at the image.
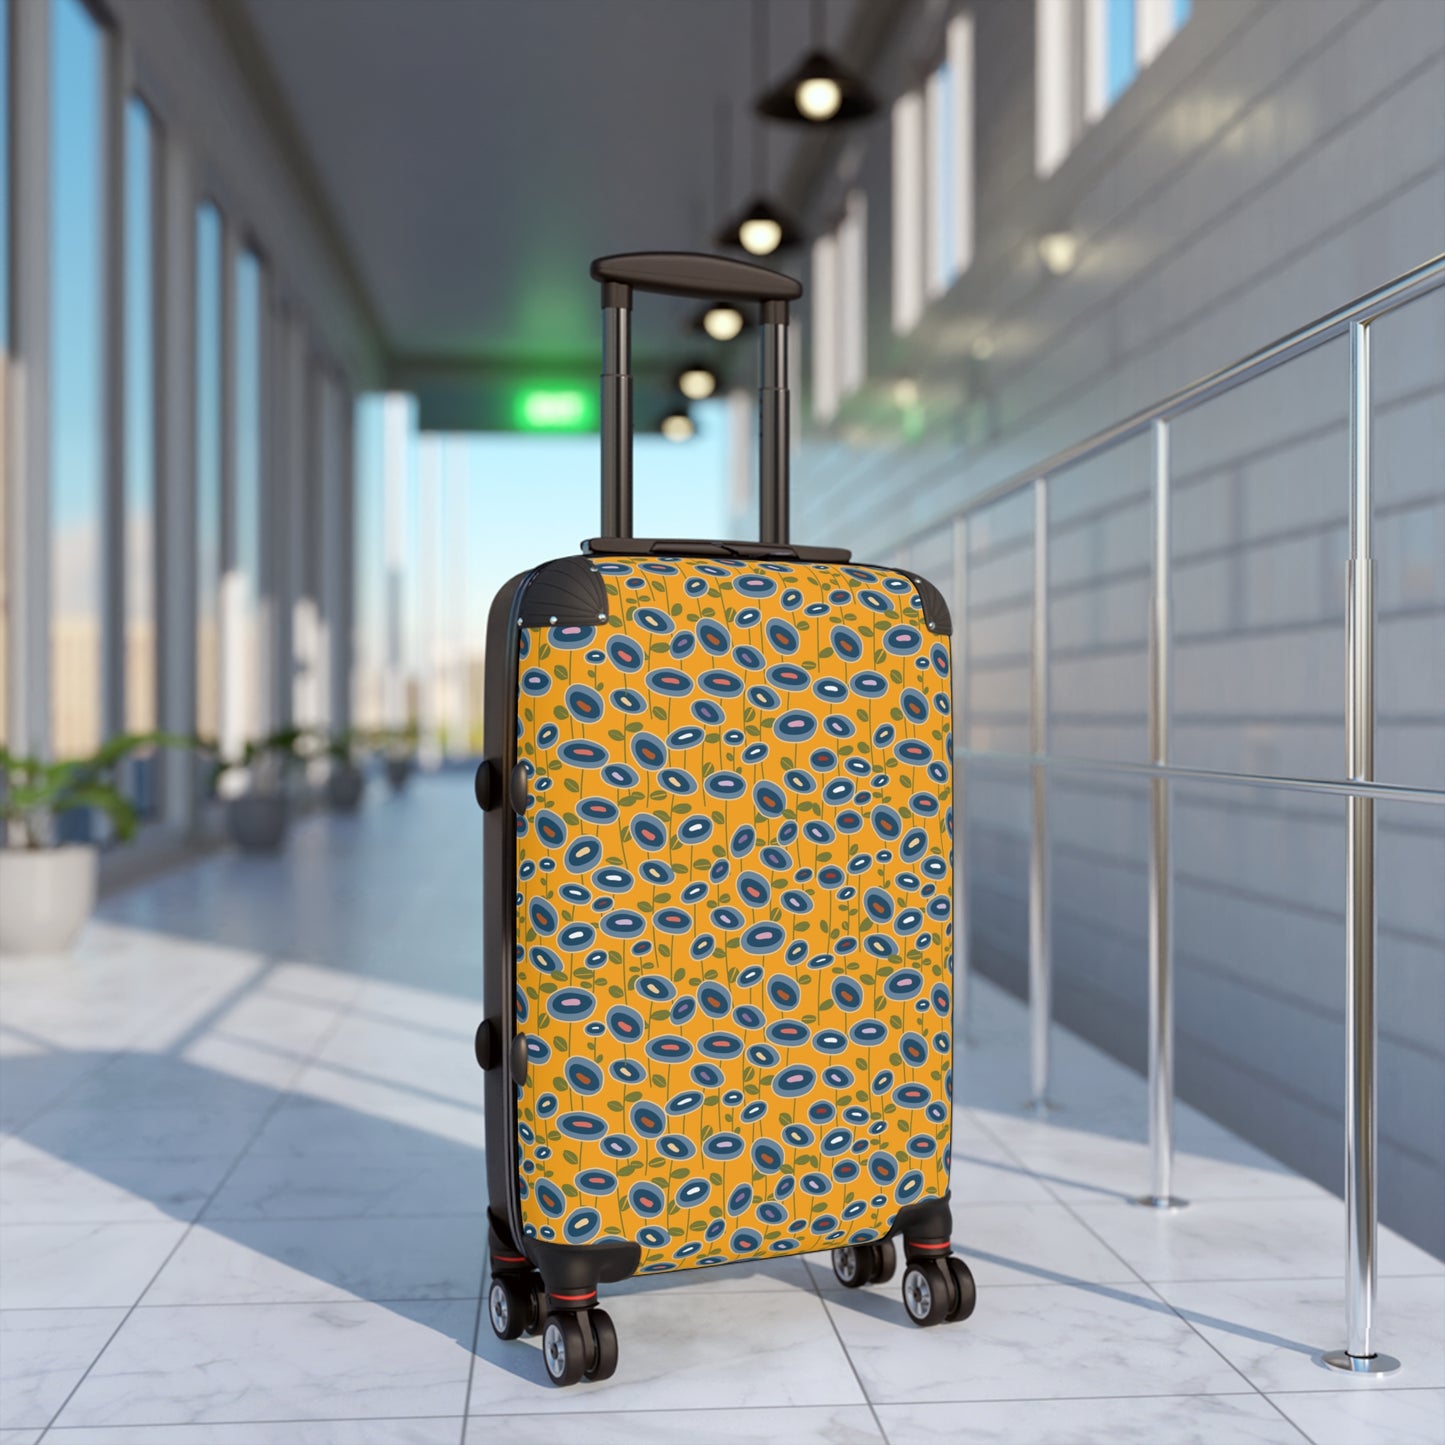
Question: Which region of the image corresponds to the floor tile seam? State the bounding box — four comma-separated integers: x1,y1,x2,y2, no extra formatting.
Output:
1148,1272,1445,1290
149,1210,492,1226
1023,1169,1278,1405
1135,1275,1277,1403
38,1402,908,1433
1059,1190,1345,1205
197,1210,490,1225
36,993,359,1441
973,1162,1147,1290
1254,1386,1322,1442
458,1266,487,1445
18,1268,1435,1315
333,1005,478,1043
1262,1384,1445,1396
285,1052,484,1114
126,1295,487,1310
813,1384,1304,1405
40,1411,469,1431
0,1050,135,1139
806,1287,893,1439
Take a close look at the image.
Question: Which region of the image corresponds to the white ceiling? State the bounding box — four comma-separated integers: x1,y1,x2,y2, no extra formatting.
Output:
238,0,876,379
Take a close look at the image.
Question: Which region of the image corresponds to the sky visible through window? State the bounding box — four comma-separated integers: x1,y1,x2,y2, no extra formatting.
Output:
929,59,956,298
124,97,156,734
353,396,737,711
195,203,223,740
0,0,9,352
1107,0,1137,106
49,0,104,757
466,398,734,596
235,251,262,594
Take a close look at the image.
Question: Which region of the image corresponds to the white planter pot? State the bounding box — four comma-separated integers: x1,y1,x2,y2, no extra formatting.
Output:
0,844,99,955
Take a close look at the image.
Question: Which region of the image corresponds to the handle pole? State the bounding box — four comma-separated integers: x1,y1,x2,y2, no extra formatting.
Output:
759,300,789,545
601,287,633,538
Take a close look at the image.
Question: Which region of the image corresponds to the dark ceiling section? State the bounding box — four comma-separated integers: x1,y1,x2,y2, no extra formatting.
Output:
237,0,880,396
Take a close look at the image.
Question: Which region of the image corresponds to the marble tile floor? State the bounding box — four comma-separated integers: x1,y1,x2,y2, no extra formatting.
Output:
1,774,1441,1444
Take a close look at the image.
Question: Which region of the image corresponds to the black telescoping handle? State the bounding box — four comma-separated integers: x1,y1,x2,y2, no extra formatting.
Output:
590,252,803,546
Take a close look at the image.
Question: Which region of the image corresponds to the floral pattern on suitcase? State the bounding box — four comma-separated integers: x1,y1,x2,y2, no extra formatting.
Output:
512,557,953,1272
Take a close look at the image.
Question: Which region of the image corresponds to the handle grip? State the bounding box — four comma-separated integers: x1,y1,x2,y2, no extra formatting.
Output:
590,252,802,305
593,251,801,546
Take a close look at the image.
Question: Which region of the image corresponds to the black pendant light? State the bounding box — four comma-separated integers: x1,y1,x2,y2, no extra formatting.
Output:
756,0,876,124
716,1,801,257
693,101,753,339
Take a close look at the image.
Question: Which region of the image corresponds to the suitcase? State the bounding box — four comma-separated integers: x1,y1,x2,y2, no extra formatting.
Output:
474,252,975,1386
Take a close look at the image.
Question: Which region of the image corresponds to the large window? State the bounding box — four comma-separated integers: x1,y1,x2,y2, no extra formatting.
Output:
49,0,106,760
232,246,263,745
195,202,222,744
811,190,867,424
124,98,157,737
892,12,974,335
0,0,9,355
0,0,10,746
1037,0,1193,176
926,13,973,300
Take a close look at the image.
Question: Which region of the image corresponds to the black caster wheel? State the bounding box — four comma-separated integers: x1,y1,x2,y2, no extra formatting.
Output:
542,1311,587,1387
871,1239,898,1284
522,1275,547,1337
583,1306,618,1381
487,1275,529,1341
945,1256,977,1322
833,1240,898,1288
902,1260,953,1327
831,1245,871,1288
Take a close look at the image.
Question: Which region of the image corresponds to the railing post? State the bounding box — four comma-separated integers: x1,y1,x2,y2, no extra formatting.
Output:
1325,321,1399,1374
1028,477,1056,1110
952,513,971,1039
1136,418,1187,1209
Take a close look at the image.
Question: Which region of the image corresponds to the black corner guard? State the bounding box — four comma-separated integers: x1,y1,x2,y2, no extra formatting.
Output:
517,555,609,628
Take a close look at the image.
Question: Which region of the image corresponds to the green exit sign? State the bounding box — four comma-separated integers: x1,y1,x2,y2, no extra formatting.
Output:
514,387,594,432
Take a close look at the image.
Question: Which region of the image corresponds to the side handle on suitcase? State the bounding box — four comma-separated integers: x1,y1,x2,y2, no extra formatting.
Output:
589,251,802,548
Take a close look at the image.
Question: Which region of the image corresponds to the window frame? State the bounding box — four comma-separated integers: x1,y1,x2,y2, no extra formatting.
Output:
1037,0,1192,177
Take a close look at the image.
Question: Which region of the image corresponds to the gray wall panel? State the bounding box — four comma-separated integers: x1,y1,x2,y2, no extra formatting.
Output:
801,0,1445,1254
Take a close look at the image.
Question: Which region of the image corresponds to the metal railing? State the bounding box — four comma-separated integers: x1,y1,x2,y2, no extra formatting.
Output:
915,252,1445,1373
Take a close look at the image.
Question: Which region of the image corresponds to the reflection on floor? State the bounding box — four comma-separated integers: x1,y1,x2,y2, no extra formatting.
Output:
1,773,1441,1444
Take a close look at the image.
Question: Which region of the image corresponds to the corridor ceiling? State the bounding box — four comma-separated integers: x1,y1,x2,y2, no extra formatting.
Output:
235,0,884,392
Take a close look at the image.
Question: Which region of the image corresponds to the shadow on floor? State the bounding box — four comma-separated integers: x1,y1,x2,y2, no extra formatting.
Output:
2,1046,553,1379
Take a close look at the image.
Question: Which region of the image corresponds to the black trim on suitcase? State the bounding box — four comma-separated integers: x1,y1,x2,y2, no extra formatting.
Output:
884,566,953,635
582,536,852,563
481,568,533,1266
482,562,645,1301
517,555,611,629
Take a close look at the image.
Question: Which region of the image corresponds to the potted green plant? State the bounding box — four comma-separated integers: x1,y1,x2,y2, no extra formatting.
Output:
325,729,366,811
0,732,185,955
221,727,309,852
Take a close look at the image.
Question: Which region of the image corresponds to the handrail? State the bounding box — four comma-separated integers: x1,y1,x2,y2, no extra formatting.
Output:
953,749,1445,808
942,253,1445,1376
907,250,1445,537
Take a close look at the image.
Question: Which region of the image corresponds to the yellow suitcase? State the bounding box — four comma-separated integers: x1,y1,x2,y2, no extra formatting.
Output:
475,253,975,1387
